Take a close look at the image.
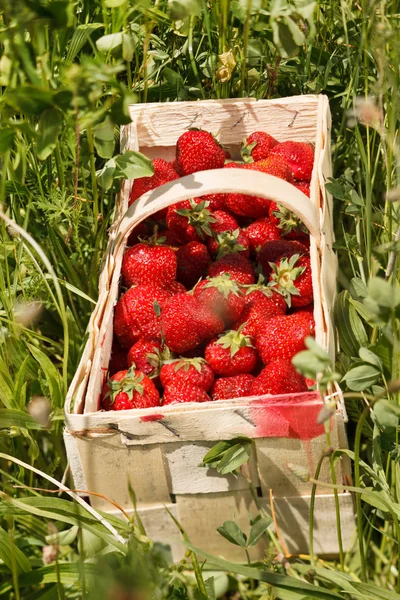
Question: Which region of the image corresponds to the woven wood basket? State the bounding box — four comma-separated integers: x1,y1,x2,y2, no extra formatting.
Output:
64,95,355,562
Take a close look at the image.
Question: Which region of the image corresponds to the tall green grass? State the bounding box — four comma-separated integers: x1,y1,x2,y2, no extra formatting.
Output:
1,0,400,596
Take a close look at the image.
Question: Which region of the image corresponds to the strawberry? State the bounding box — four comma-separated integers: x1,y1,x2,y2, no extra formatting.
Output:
176,130,225,176
208,253,255,285
121,242,177,289
235,286,287,337
256,312,315,364
161,293,224,353
114,285,171,348
163,382,211,405
268,203,308,240
129,159,179,205
251,359,308,396
101,366,160,411
194,275,245,326
164,280,187,295
269,254,313,308
241,131,278,162
258,239,308,275
245,218,281,252
208,229,250,259
211,374,255,400
127,221,150,246
109,341,128,376
295,181,311,197
127,339,166,378
246,155,294,183
224,161,245,168
210,210,240,234
224,193,271,219
160,357,214,391
269,141,314,182
205,329,257,376
166,199,216,244
176,241,211,288
200,193,227,211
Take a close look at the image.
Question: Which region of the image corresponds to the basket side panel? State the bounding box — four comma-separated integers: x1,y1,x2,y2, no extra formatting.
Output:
74,435,171,510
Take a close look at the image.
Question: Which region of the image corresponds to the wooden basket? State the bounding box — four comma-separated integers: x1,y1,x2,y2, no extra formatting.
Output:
64,95,355,561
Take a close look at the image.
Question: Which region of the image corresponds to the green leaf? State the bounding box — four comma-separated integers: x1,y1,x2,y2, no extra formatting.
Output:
0,563,98,595
105,0,127,6
5,87,55,115
27,344,63,407
359,347,383,370
202,441,232,464
373,400,399,430
93,117,115,159
334,290,368,357
0,526,32,573
350,582,400,600
0,127,15,152
204,576,217,600
36,109,62,160
216,441,252,474
96,158,116,191
342,364,380,391
248,516,272,546
0,408,41,431
350,277,369,299
114,151,154,180
216,521,247,547
122,33,135,61
96,32,124,54
65,23,104,66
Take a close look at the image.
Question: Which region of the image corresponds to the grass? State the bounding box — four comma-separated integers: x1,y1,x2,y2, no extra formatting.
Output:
1,0,400,597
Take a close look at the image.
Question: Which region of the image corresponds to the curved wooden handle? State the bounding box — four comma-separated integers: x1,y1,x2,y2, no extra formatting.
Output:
118,169,320,242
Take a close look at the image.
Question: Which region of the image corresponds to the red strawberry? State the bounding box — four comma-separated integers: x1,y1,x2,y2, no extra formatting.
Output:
166,199,216,244
235,287,287,337
295,181,311,197
121,243,177,289
164,280,187,295
176,130,225,175
127,339,165,378
258,239,308,275
194,275,245,326
225,193,271,219
208,254,255,285
210,210,239,234
208,229,250,259
224,161,245,168
205,329,257,376
269,142,314,182
269,254,313,308
246,155,294,183
114,285,171,348
127,221,150,246
200,193,227,211
161,293,224,353
101,367,160,411
211,374,255,400
109,341,128,376
163,382,211,405
160,358,214,391
268,203,308,240
129,159,179,205
176,241,211,288
241,131,278,162
245,218,281,252
256,312,315,364
251,359,308,396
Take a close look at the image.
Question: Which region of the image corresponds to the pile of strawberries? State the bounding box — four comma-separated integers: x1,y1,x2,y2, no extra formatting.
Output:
101,129,316,411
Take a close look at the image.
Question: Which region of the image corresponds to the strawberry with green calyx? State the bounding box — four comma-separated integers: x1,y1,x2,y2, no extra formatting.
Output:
251,359,308,396
208,253,255,285
161,292,224,354
166,199,217,244
114,285,171,349
268,254,313,308
257,239,308,276
101,366,160,411
163,381,211,405
208,228,250,259
176,241,211,288
235,283,287,338
121,238,177,289
199,193,227,211
129,158,179,206
269,141,314,182
245,218,281,252
176,129,225,176
268,203,308,239
211,374,255,400
127,339,170,379
160,357,214,391
241,131,278,163
256,312,315,364
205,328,257,376
194,275,245,326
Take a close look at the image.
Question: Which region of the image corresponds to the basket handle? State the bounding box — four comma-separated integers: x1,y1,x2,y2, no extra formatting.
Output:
118,169,320,242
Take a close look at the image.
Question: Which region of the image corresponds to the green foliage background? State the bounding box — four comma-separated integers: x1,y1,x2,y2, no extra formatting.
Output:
1,0,400,597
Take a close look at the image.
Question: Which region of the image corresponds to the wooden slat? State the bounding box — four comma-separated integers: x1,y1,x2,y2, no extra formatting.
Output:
74,435,171,509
